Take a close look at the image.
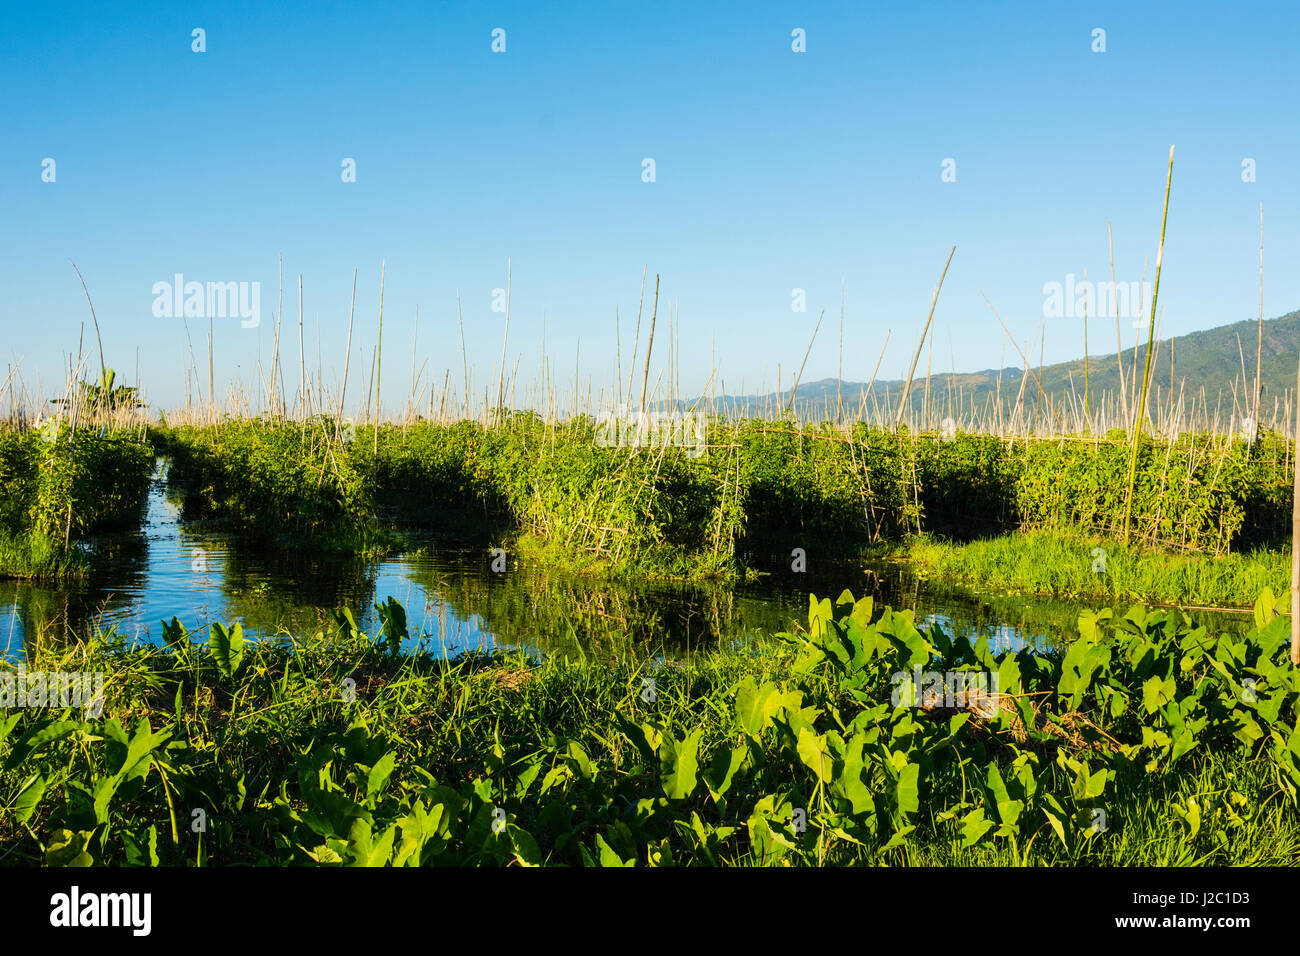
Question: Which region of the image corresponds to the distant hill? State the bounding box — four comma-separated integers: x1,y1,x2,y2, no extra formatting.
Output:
702,309,1300,426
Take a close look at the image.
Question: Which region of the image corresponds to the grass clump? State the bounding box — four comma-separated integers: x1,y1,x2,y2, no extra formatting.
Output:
904,529,1291,609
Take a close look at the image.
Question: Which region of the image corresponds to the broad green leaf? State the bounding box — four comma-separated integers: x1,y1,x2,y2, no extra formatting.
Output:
3,720,81,772
961,807,995,847
595,833,634,867
1142,675,1176,714
660,728,703,800
366,751,396,804
208,621,245,680
508,825,543,866
796,727,832,784
12,773,47,825
46,828,94,867
1254,587,1276,632
735,678,779,736
895,761,920,818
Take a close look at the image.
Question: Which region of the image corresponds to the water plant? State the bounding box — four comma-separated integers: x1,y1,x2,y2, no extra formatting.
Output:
3,590,1296,866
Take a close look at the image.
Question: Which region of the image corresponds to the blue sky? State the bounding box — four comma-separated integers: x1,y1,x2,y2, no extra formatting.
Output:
3,0,1297,413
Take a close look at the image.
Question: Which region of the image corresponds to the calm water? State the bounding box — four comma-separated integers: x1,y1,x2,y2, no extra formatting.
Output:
0,463,1247,663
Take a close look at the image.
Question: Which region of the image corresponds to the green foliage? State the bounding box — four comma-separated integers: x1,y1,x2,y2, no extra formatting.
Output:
161,418,379,552
158,417,1296,580
3,590,1297,866
0,423,153,579
907,528,1291,609
1014,430,1292,552
207,622,245,681
49,368,146,415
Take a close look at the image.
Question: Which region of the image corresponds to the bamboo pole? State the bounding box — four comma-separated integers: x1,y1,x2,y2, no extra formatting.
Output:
895,245,956,427
374,260,386,453
1082,268,1090,431
297,274,305,421
786,309,825,414
1122,145,1174,542
1255,202,1264,427
495,258,511,415
1108,224,1128,426
836,280,845,423
336,269,357,436
638,274,660,416
1293,351,1300,665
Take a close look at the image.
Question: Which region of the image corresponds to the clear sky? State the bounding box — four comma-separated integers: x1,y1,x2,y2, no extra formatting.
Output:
3,0,1297,413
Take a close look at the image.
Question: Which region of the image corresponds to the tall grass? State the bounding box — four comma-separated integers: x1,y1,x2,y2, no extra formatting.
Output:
904,528,1291,610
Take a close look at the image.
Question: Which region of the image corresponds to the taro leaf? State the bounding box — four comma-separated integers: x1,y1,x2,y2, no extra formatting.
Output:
1254,587,1276,632
3,720,82,772
112,718,170,790
374,597,408,656
1231,713,1264,748
796,727,833,785
566,740,595,781
0,713,20,748
395,800,446,866
895,761,920,819
122,824,160,867
960,806,995,847
996,654,1022,697
1071,762,1106,800
347,817,395,867
365,751,396,805
46,828,95,867
512,758,543,800
1173,798,1201,837
808,594,834,637
704,743,747,800
614,713,661,764
1084,767,1107,799
881,823,917,851
660,728,703,800
1142,675,1176,715
507,824,543,866
208,621,244,681
92,775,123,826
12,773,47,825
161,616,189,652
1076,607,1114,644
834,734,874,815
595,832,635,867
307,843,346,865
1042,797,1070,849
986,763,1022,826
333,607,361,640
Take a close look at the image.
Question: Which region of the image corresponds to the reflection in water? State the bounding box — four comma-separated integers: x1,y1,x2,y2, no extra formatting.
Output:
1,465,1251,663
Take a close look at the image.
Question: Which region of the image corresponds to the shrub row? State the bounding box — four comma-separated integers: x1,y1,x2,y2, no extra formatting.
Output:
0,425,153,569
158,419,1294,575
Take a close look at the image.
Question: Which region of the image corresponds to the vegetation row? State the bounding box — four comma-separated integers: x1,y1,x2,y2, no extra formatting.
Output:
158,417,1296,578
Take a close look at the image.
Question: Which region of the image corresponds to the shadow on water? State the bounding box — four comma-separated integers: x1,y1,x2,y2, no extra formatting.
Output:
1,463,1253,663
